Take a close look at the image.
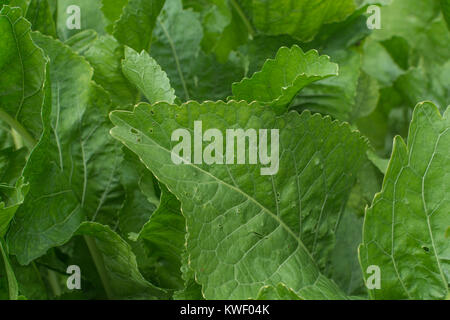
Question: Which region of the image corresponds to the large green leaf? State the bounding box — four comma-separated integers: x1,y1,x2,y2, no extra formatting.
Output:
112,0,165,52
359,102,450,299
231,45,338,113
252,0,356,42
110,100,367,299
7,33,124,265
0,6,47,146
122,46,176,104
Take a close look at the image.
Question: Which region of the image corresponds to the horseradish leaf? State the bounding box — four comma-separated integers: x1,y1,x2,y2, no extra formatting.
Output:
231,46,338,113
360,102,450,299
110,100,367,299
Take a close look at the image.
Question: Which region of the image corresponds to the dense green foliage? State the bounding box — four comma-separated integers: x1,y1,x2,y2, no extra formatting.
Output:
0,0,448,300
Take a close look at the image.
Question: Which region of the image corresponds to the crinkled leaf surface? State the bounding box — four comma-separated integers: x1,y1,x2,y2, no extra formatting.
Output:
359,102,450,299
110,100,367,299
7,33,124,265
231,46,338,113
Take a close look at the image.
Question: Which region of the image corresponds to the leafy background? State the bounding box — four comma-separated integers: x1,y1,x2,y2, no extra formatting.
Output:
0,0,448,300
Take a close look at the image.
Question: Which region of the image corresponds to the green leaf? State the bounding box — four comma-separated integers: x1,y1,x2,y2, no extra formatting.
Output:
112,0,165,52
293,49,379,122
0,178,28,237
110,100,368,299
360,102,450,299
443,0,450,30
56,0,108,40
75,222,168,299
25,0,57,37
0,238,18,299
150,0,246,102
231,45,338,113
100,0,127,33
0,6,48,146
367,150,389,175
118,149,159,238
81,34,139,106
394,62,450,111
133,184,185,290
122,46,176,104
371,0,449,65
327,208,366,296
192,0,249,63
7,33,124,265
252,0,356,42
150,0,202,101
256,283,302,300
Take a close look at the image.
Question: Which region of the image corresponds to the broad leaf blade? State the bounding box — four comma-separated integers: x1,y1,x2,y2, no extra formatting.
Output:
360,102,450,299
7,33,124,265
110,100,367,299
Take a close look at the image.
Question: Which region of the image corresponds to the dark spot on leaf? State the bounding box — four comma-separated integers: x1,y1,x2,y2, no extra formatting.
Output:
130,128,138,134
422,246,430,252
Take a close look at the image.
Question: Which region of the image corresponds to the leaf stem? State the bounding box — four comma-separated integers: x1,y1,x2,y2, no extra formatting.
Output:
0,108,36,150
11,129,23,149
0,239,19,300
158,18,190,100
230,0,255,38
83,235,113,299
47,269,62,297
